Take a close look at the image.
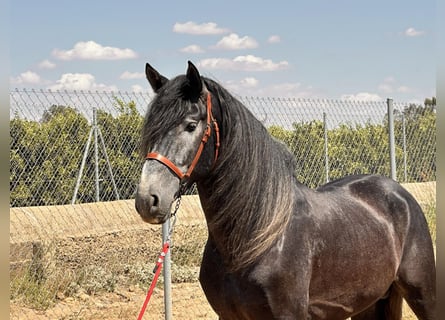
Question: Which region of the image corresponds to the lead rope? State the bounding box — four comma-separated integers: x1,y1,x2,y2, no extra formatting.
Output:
136,187,184,320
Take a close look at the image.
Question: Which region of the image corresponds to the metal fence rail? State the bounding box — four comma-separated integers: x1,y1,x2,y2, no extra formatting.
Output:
9,89,436,319
10,89,436,206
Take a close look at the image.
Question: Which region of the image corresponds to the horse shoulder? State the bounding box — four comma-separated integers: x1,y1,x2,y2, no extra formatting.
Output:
246,213,318,317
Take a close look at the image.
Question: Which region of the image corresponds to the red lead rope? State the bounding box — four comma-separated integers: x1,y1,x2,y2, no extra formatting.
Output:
137,241,170,320
137,196,181,320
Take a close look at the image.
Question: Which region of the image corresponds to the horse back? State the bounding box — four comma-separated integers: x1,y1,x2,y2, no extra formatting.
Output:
315,174,428,240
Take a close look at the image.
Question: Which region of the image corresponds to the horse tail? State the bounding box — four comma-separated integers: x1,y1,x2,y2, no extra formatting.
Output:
385,285,403,320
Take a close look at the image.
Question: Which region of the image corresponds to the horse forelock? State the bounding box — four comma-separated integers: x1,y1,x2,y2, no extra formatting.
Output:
140,75,205,157
202,79,298,271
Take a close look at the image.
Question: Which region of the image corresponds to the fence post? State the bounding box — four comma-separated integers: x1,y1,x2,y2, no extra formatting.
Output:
93,107,100,201
97,127,120,200
162,221,173,320
323,112,329,183
402,113,407,182
72,128,94,204
387,98,397,181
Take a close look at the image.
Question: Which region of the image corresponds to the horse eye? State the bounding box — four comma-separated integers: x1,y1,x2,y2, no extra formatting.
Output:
185,122,198,132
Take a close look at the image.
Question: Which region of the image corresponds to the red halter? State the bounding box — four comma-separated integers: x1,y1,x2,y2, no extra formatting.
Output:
145,93,220,180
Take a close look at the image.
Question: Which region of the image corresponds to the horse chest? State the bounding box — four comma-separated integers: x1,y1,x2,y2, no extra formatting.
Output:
199,242,274,320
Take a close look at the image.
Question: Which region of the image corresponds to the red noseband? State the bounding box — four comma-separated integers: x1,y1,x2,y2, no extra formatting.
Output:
145,93,220,180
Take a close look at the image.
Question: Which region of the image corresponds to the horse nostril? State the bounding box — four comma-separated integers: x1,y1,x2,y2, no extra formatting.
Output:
151,194,159,207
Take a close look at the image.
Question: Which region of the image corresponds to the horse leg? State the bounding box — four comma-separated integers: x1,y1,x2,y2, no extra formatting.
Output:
394,203,436,319
351,285,402,320
351,301,385,320
395,244,436,320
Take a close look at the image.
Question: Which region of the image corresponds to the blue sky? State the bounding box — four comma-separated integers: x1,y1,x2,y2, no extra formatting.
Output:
10,0,435,103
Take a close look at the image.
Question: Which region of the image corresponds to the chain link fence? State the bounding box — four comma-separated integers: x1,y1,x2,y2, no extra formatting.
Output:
10,89,436,319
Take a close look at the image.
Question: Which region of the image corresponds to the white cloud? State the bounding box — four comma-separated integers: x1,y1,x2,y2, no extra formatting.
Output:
404,27,425,37
378,83,393,94
120,71,145,80
397,86,411,93
198,55,289,72
378,77,395,93
340,92,383,102
240,77,259,88
267,35,281,44
214,33,258,50
378,77,411,94
225,77,259,91
38,59,56,69
131,84,146,93
259,82,319,98
52,41,138,61
224,79,319,98
48,73,117,91
11,71,42,84
180,44,205,54
173,21,229,35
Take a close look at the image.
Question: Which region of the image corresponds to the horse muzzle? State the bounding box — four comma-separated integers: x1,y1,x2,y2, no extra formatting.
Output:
135,186,171,224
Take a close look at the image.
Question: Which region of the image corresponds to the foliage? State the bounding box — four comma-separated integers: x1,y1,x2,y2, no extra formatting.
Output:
10,268,56,310
10,98,144,207
269,103,436,188
10,106,90,206
10,100,435,206
393,104,436,182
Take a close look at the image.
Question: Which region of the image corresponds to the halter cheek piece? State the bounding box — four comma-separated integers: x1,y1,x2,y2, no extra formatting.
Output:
146,93,220,181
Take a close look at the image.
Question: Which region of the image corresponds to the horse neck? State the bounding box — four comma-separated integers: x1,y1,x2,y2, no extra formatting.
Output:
195,99,300,271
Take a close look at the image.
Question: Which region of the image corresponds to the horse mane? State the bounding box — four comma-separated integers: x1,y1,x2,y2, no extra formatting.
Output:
140,75,203,157
202,78,302,271
141,73,303,271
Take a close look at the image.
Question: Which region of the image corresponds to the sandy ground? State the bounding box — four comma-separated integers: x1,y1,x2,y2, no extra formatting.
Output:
10,282,418,320
10,183,434,320
10,282,217,320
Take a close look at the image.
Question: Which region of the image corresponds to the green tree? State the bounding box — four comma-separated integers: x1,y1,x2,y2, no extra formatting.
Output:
94,97,144,201
395,103,436,182
328,122,392,180
424,97,436,107
270,121,326,187
10,97,436,206
10,106,90,206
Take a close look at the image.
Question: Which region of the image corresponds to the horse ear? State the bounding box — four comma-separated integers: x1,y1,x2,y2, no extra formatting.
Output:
185,61,203,99
145,63,168,93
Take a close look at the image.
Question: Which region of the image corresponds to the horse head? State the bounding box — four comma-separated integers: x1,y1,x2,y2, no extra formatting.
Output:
135,61,220,224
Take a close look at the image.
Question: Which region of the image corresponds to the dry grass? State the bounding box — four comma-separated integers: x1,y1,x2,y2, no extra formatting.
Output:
10,182,436,319
403,300,421,320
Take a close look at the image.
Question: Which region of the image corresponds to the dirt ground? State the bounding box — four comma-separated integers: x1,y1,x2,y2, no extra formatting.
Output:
10,281,217,320
9,282,418,320
10,184,434,320
10,195,215,320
